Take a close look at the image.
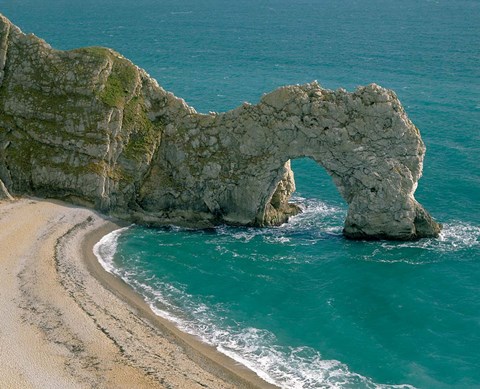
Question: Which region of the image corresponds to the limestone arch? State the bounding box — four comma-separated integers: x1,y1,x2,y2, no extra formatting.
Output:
137,82,441,239
214,83,442,240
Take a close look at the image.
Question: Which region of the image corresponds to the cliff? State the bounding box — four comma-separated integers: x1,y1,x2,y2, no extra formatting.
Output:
0,15,441,240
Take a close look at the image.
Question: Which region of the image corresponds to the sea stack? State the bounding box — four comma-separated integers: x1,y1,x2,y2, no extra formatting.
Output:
0,14,441,240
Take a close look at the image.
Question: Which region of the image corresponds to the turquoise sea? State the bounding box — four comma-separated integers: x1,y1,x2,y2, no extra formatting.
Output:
3,0,479,387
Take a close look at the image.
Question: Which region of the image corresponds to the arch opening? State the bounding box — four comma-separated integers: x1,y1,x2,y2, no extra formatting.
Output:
291,157,347,208
260,157,347,229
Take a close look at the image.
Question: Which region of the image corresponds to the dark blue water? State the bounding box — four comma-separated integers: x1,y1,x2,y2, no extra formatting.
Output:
3,1,480,387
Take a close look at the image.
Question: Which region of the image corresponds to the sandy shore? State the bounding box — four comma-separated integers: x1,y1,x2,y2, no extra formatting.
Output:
0,198,277,389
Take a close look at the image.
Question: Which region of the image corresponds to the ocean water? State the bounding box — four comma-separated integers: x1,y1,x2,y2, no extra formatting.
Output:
3,0,480,387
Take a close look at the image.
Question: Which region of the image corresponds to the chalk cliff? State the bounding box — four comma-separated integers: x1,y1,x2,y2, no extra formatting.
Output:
0,15,441,239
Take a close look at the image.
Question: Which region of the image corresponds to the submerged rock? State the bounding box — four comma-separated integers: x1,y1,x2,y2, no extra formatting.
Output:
0,14,441,240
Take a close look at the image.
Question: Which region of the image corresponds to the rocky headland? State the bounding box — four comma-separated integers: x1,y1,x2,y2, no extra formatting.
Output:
0,14,441,240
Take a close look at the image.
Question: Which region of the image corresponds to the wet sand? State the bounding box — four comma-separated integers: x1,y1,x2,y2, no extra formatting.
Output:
0,198,277,388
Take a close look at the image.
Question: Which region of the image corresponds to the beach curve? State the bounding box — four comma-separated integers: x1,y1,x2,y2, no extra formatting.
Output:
0,198,277,388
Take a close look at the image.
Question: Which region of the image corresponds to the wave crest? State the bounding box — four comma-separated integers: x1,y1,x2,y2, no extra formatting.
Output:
93,226,130,273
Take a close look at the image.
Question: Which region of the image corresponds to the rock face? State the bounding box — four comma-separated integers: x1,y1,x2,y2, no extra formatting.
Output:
0,178,13,200
0,15,441,240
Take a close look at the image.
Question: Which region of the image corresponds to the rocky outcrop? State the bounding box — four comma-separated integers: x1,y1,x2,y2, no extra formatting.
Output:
0,178,13,200
0,14,441,240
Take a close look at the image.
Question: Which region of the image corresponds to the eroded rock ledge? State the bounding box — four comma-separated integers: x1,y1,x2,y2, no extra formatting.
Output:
0,15,441,240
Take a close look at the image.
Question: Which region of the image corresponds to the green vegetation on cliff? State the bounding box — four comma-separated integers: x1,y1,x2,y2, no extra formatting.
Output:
123,96,162,161
75,47,139,109
75,47,162,161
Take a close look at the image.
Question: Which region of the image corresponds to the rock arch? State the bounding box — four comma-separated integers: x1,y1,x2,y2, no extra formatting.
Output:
138,82,441,240
0,14,441,240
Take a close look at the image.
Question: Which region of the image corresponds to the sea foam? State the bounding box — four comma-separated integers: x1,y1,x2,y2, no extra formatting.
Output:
111,266,416,389
93,226,130,273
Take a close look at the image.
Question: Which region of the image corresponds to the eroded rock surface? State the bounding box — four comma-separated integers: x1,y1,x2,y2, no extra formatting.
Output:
0,15,441,239
0,178,13,200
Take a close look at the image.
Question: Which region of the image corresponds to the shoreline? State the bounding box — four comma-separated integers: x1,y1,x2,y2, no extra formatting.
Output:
81,217,278,389
0,198,277,388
